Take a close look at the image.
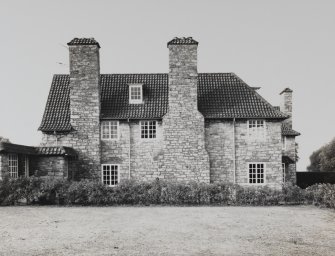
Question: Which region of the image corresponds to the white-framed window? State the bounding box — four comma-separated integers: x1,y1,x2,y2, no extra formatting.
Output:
24,156,29,177
282,136,287,150
248,163,265,184
101,121,119,140
248,120,266,140
129,84,143,104
140,121,156,139
282,163,286,183
102,164,119,186
8,154,18,178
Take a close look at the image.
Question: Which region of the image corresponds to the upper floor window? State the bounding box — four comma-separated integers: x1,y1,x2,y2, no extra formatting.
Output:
248,163,265,184
8,154,18,178
101,121,119,140
102,164,119,186
140,121,156,139
248,120,266,140
129,84,143,104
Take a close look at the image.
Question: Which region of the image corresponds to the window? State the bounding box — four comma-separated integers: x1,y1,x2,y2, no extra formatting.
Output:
282,163,286,183
102,164,119,186
248,120,266,140
8,154,18,178
248,163,265,184
140,121,156,139
282,136,286,150
24,156,29,177
101,121,119,140
129,84,143,104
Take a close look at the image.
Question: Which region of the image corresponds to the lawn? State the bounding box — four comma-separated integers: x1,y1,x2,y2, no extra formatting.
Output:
0,206,334,256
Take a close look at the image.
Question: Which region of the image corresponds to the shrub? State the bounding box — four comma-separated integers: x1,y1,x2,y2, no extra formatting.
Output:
305,184,335,209
282,184,305,204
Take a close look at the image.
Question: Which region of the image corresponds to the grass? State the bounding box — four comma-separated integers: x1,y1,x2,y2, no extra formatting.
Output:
0,206,334,255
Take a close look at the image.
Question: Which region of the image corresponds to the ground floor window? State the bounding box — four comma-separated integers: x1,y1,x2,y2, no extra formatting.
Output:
282,163,286,183
101,164,119,186
248,163,265,184
8,154,18,178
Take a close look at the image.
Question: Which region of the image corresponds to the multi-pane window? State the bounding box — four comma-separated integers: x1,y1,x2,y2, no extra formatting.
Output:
129,84,143,104
101,121,119,140
282,163,286,183
141,121,156,139
102,164,119,186
248,120,266,140
248,163,265,184
8,154,18,178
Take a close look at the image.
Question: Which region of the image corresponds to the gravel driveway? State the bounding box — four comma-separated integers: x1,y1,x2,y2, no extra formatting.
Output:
0,206,334,255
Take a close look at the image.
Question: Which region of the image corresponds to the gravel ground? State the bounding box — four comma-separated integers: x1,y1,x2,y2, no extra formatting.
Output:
0,206,334,256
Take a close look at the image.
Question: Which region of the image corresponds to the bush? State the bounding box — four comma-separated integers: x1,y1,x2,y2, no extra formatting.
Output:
0,176,334,209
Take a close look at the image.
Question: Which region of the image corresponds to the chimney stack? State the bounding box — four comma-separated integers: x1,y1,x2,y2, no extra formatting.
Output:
280,88,293,128
67,38,101,178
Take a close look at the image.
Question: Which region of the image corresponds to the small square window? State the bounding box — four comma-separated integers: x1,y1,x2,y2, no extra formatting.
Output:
140,121,156,139
101,164,119,186
248,163,265,184
248,120,266,140
101,121,119,140
129,84,143,104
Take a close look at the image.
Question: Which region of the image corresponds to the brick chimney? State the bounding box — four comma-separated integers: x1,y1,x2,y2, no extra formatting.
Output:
160,37,210,182
67,38,101,178
280,88,293,128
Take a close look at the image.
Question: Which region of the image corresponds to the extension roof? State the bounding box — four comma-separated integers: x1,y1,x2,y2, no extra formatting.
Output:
0,142,77,157
39,73,288,132
282,124,301,136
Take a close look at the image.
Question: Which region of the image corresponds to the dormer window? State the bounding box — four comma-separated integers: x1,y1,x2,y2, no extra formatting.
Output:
129,84,143,104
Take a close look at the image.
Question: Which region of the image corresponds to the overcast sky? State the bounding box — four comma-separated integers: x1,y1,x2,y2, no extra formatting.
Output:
0,0,334,171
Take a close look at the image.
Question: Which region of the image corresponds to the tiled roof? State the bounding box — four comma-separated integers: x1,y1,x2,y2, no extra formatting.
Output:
39,73,288,132
67,38,100,48
39,75,72,132
36,147,77,156
282,124,301,136
167,37,198,46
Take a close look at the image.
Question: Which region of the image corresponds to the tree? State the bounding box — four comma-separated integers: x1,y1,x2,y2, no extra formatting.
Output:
307,138,335,172
0,136,10,143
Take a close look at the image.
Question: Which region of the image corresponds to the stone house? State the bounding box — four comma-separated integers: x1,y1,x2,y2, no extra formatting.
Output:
0,37,300,189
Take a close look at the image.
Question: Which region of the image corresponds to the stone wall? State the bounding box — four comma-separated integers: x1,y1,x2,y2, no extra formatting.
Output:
101,120,164,182
32,156,68,178
205,119,283,189
159,43,210,182
0,154,8,179
68,43,101,179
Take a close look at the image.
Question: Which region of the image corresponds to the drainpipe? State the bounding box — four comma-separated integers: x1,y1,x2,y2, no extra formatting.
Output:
128,119,131,179
54,131,58,146
233,118,236,184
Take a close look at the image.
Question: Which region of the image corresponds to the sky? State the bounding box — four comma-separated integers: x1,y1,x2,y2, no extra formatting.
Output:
0,0,334,171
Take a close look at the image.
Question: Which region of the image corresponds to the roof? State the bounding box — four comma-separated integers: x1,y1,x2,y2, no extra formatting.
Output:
282,124,301,136
0,142,77,157
167,37,198,46
0,143,36,155
67,38,100,48
39,73,288,132
35,147,77,157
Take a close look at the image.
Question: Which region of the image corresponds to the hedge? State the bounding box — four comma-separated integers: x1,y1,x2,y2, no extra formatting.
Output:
0,176,334,209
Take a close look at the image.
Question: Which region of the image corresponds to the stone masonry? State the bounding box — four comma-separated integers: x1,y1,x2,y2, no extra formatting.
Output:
158,40,210,182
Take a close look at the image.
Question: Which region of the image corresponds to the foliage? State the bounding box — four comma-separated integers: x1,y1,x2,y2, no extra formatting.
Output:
308,138,335,172
0,177,334,209
0,136,10,143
